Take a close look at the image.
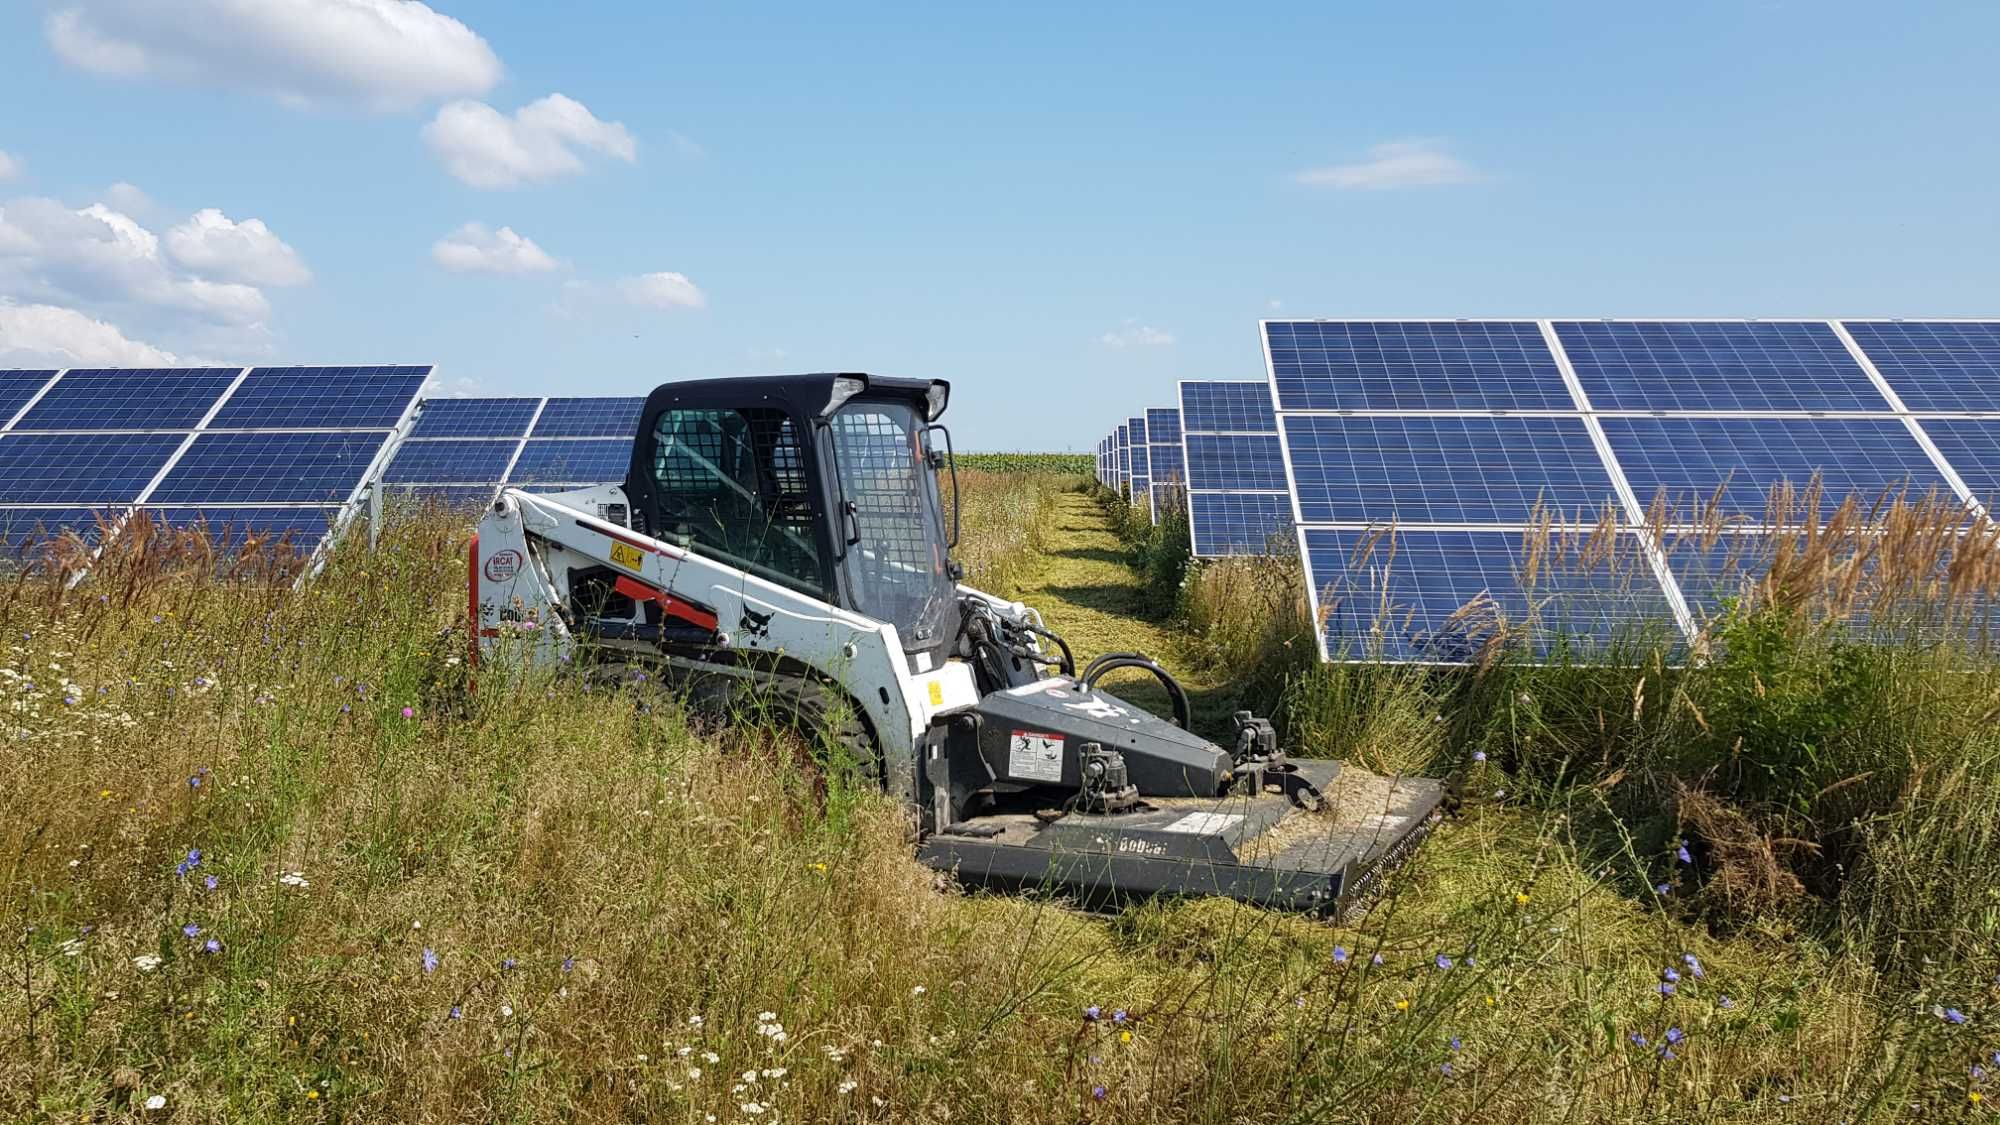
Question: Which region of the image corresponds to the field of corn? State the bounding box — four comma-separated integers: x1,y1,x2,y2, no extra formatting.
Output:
5,461,2000,1122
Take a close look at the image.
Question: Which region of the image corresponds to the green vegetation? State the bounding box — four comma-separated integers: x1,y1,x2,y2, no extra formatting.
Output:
953,452,1092,475
4,474,1999,1121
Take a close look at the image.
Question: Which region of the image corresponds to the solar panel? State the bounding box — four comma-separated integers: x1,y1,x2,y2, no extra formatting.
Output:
1303,528,1677,662
0,433,187,503
411,397,542,438
1844,321,2000,413
532,397,645,438
1185,433,1288,492
1554,321,1885,413
1146,408,1181,445
1601,416,1953,523
1188,493,1294,556
208,366,430,429
1912,420,2000,510
149,432,387,504
1282,415,1620,525
507,439,631,485
0,507,119,551
15,368,240,430
0,371,57,425
1180,381,1276,433
1150,444,1184,485
382,439,519,484
1266,321,1570,412
146,507,334,552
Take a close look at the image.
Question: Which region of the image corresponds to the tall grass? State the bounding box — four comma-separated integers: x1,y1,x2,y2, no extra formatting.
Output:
945,468,1073,598
0,476,1994,1121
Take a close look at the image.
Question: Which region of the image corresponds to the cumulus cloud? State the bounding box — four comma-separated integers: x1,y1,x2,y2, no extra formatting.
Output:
0,197,272,324
1293,139,1480,190
0,298,180,365
431,222,557,274
617,272,705,310
424,94,637,189
165,209,311,287
1096,320,1175,348
0,151,20,182
44,0,501,111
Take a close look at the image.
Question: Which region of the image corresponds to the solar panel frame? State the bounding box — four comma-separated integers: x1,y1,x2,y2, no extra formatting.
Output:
1264,320,1573,413
1842,320,2000,414
1179,380,1292,557
1554,320,1889,413
208,366,432,429
14,368,243,431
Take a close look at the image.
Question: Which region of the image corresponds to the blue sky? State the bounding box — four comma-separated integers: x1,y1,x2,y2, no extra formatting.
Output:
0,1,1995,450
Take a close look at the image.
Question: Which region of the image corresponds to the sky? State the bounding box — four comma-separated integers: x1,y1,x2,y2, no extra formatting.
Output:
0,1,1996,451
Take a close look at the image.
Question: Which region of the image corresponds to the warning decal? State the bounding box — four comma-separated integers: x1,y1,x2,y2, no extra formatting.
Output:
609,541,644,572
1008,730,1064,783
1162,812,1244,836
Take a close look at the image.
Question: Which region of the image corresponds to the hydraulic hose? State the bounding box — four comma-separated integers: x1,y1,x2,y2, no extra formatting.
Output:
1019,622,1075,678
1078,652,1192,731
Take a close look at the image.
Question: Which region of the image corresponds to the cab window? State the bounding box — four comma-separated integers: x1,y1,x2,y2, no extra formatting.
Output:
649,407,822,590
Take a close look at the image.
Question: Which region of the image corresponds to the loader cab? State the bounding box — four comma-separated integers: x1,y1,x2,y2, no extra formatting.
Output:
624,373,959,660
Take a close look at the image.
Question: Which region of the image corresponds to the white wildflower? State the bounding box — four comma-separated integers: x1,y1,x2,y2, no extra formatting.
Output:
132,954,162,972
687,1068,702,1080
702,1050,720,1064
58,938,84,956
501,1004,514,1018
757,1010,776,1022
838,1079,858,1095
740,1104,765,1116
741,1070,758,1084
278,871,310,888
910,984,926,996
761,1067,786,1079
687,1014,705,1028
144,1095,166,1110
677,1046,693,1057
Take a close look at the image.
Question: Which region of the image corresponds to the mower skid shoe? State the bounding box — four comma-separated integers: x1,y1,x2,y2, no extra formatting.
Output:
918,768,1444,918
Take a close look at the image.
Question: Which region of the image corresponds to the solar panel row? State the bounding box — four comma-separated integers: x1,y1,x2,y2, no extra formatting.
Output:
1260,319,2000,663
384,396,644,505
1178,380,1292,558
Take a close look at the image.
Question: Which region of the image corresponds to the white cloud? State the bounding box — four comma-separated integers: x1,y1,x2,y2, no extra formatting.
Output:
1096,320,1175,348
0,299,179,365
424,94,637,189
166,209,311,287
1293,139,1480,190
618,272,705,310
101,182,154,219
431,222,557,274
0,151,20,183
44,0,501,111
0,197,270,324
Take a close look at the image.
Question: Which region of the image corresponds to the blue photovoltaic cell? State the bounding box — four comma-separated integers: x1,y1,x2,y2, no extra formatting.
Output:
531,397,645,438
412,397,542,438
149,507,334,552
208,367,428,429
0,433,185,504
1602,416,1953,523
1146,408,1181,444
1189,493,1294,557
506,439,631,484
1844,321,2000,413
1554,321,1884,413
1914,420,2000,509
1181,382,1275,433
383,439,519,484
1128,416,1147,446
150,432,386,504
15,369,239,430
1282,416,1619,525
0,371,57,424
1186,434,1288,492
1303,528,1676,662
1266,321,1570,412
1658,531,1771,623
1149,444,1184,485
0,507,118,551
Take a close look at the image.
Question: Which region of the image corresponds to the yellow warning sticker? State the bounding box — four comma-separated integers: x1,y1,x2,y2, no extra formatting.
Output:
609,541,643,572
927,681,944,706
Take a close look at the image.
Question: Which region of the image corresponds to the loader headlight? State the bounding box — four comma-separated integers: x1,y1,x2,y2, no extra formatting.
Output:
925,381,950,421
825,375,868,416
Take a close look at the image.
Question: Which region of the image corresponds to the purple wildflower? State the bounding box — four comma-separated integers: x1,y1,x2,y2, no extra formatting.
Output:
422,947,439,974
203,938,221,954
1629,1032,1648,1047
1719,996,1734,1010
1084,1005,1101,1022
1662,967,1680,983
561,957,574,973
1449,1036,1462,1051
1091,1085,1106,1101
1370,953,1385,967
1659,983,1676,997
1112,1009,1128,1024
1944,1007,1967,1025
1332,946,1350,964
450,1005,463,1020
1664,1027,1684,1045
1658,1046,1677,1061
401,706,415,719
1676,842,1692,864
502,958,517,971
1683,953,1703,978
182,923,200,938
1435,954,1454,971
1472,751,1486,762
204,874,218,891
1655,883,1671,896
1440,1062,1455,1076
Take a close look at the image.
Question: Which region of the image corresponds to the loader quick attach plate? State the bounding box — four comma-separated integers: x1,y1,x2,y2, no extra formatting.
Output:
917,760,1444,919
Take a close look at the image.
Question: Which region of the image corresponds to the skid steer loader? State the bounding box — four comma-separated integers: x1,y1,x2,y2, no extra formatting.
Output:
470,374,1442,916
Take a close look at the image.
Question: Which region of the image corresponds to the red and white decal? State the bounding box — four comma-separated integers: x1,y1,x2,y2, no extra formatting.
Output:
483,548,523,582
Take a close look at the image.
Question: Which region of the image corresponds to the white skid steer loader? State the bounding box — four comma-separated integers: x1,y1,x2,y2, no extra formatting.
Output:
471,373,1441,916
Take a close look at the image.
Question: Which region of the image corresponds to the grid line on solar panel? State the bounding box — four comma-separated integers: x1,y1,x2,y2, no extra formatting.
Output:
505,439,632,484
1281,415,1620,525
1302,527,1677,662
0,433,188,503
383,439,519,484
1180,382,1276,433
148,432,387,504
0,371,59,426
1185,433,1287,492
1601,416,1954,524
531,397,645,437
1149,445,1184,485
1843,321,2000,413
1189,492,1293,557
1265,321,1571,412
207,367,428,429
411,397,543,438
1911,419,2000,511
1145,408,1181,444
1553,321,1886,413
14,369,241,430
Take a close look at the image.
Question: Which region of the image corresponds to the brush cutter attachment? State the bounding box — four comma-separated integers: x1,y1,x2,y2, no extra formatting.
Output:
915,673,1444,918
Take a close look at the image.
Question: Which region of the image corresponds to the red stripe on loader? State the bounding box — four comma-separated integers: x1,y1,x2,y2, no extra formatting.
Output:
612,575,721,632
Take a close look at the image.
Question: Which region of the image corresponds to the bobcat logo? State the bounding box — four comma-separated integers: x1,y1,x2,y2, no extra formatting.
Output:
738,607,774,639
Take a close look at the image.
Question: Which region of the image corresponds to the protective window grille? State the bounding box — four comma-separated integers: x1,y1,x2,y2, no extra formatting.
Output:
829,404,949,641
649,408,821,587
